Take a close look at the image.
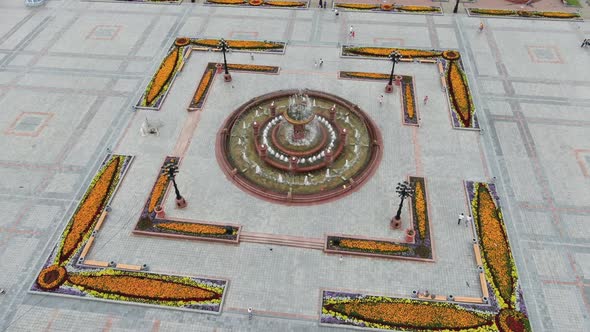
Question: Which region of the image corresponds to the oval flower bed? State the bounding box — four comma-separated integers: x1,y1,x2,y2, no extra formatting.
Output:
342,46,442,59
322,291,495,331
155,222,235,236
144,47,180,107
190,67,215,110
335,3,379,10
446,60,473,128
57,156,121,265
192,39,285,51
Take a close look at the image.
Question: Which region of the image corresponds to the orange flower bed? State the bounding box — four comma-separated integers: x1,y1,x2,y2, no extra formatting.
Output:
398,5,440,12
446,61,472,127
380,4,393,10
148,174,169,213
146,47,179,106
536,11,579,18
476,185,515,305
193,39,283,50
174,37,190,47
68,273,220,302
496,308,531,332
156,222,227,235
345,47,441,59
36,265,67,290
340,239,410,253
192,68,214,108
404,84,415,120
413,180,427,240
60,157,119,264
249,0,263,5
226,64,278,72
341,71,389,80
330,300,493,329
265,0,306,6
208,0,245,3
442,50,460,60
470,8,515,15
335,3,379,10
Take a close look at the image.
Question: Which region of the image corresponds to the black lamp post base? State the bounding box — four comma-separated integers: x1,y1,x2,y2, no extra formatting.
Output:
385,84,394,93
224,73,232,82
176,197,187,208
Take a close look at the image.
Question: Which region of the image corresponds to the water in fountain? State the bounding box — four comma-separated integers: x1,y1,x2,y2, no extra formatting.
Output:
345,115,350,124
277,174,283,183
344,159,349,168
238,138,242,145
255,165,262,174
326,168,330,177
354,145,358,153
242,122,246,129
304,175,310,185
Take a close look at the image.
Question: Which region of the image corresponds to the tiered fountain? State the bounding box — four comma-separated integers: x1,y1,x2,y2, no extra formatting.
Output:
217,89,382,205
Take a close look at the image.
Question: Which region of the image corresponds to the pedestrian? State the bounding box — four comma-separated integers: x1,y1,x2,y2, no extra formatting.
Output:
250,52,254,61
349,25,354,38
0,288,5,294
319,0,322,7
319,58,324,67
335,8,339,16
581,39,589,47
323,0,327,8
351,30,356,39
479,22,484,32
314,60,318,68
458,213,465,225
525,0,533,6
248,307,253,320
339,255,343,262
423,95,429,105
378,95,384,105
466,215,472,228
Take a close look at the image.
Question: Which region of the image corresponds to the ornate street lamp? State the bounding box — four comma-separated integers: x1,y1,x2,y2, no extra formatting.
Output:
394,180,414,221
218,38,232,82
385,51,402,93
163,162,187,208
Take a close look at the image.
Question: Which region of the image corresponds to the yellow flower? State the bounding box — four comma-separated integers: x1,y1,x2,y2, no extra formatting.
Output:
146,48,180,106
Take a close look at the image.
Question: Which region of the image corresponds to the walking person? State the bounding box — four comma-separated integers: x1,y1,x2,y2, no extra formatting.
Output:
318,0,322,8
319,58,324,67
323,0,327,8
314,60,318,68
334,8,339,16
524,0,533,7
248,307,253,320
349,25,355,39
581,39,589,48
458,213,465,225
466,215,472,228
378,94,384,105
423,95,429,105
479,22,484,32
250,52,254,61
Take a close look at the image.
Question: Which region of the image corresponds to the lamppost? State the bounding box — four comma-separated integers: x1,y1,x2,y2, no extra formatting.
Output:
453,0,460,13
218,38,232,82
385,51,402,93
394,180,414,221
163,162,187,208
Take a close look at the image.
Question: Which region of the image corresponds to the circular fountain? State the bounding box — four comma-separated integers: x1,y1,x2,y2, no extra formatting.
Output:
216,89,382,205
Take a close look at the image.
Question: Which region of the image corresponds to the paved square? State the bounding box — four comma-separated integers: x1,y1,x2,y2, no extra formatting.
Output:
0,1,589,331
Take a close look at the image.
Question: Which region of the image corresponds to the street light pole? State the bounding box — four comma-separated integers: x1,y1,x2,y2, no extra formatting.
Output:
218,38,232,82
394,181,414,220
163,163,187,208
453,0,460,13
385,51,402,93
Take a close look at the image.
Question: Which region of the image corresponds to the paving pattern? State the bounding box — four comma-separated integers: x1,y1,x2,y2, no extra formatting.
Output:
0,0,589,331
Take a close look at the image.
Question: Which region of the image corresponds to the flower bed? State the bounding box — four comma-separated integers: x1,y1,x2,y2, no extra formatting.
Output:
338,72,417,126
401,76,418,126
321,181,531,331
189,63,280,111
325,177,432,260
341,46,478,129
55,155,133,266
445,59,476,129
334,3,442,14
321,291,496,331
31,154,229,314
189,65,216,111
133,156,240,242
191,39,286,53
136,43,190,110
206,0,308,7
467,8,582,20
